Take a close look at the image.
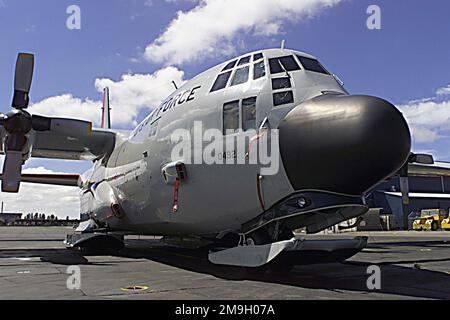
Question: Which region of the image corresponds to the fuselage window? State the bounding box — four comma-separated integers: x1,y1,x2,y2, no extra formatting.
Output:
297,56,329,74
273,91,294,106
230,66,249,86
253,60,266,80
237,56,251,66
242,97,257,131
253,53,263,62
223,100,240,134
269,56,301,74
211,71,232,92
222,60,238,71
272,77,291,90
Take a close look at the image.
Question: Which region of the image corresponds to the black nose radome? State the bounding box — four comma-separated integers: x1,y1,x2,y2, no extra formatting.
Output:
279,95,411,195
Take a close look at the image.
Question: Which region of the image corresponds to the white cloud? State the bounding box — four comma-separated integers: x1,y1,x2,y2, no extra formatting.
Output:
144,0,342,65
398,97,450,143
0,163,80,219
29,95,101,126
29,67,186,128
436,85,450,96
95,67,185,126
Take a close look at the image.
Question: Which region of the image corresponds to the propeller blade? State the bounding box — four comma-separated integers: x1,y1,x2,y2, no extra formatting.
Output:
12,53,34,110
398,162,410,205
399,176,410,205
0,113,6,125
410,153,434,165
1,150,23,193
397,152,435,205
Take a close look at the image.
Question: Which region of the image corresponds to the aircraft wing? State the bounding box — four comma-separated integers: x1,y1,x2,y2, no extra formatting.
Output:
0,173,80,187
0,127,116,161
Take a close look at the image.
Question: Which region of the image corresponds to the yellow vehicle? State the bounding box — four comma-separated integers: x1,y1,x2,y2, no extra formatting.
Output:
413,209,447,231
442,217,450,231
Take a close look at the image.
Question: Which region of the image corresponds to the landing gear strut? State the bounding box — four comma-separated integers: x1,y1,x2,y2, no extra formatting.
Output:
245,224,295,246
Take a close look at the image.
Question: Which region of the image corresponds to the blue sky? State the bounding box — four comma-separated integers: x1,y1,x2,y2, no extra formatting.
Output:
0,1,448,105
0,0,449,216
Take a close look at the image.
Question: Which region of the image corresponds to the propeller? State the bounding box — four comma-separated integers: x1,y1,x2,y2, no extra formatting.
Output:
399,153,435,205
0,53,92,193
0,53,34,192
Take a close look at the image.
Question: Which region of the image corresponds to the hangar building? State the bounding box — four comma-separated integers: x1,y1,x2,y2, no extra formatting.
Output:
367,161,450,230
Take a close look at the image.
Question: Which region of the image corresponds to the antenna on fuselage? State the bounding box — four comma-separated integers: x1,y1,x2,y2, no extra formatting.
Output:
172,81,178,90
281,39,285,50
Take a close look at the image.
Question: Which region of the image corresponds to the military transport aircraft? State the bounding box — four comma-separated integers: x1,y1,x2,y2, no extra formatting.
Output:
0,49,439,268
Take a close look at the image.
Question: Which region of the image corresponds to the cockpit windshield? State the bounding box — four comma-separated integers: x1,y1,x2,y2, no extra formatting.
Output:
296,55,329,75
269,56,301,74
211,53,266,92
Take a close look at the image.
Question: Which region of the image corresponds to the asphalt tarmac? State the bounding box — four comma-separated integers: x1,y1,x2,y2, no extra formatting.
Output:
0,227,449,300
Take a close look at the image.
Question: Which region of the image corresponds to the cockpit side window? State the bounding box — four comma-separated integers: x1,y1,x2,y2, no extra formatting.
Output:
253,60,266,80
223,100,240,134
296,55,329,74
242,97,257,131
237,56,251,66
211,71,232,92
269,56,301,74
273,91,294,106
222,60,238,71
272,77,291,90
230,66,249,86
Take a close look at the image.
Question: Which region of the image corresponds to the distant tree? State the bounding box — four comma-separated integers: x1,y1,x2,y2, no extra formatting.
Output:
66,216,70,221
42,214,46,220
34,213,39,220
